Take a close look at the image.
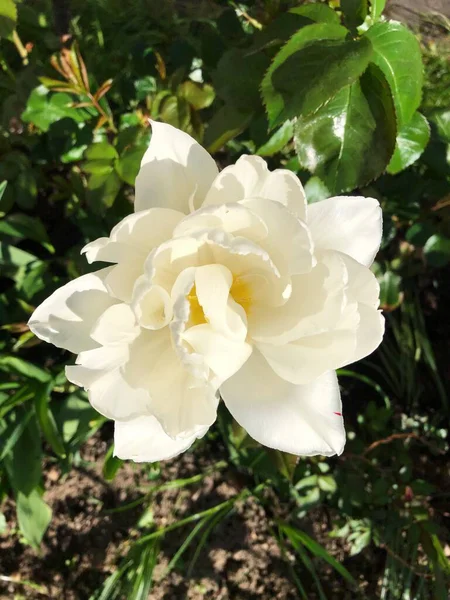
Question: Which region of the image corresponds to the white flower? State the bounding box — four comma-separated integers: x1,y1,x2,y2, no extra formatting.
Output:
29,122,384,462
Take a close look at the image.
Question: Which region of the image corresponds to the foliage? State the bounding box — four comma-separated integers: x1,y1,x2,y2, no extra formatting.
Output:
0,0,449,597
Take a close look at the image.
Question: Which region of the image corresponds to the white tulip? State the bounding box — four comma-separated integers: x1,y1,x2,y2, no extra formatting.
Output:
29,121,384,462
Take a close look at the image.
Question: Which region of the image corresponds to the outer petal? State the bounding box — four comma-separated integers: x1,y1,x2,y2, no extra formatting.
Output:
114,416,205,462
28,268,118,354
66,344,151,421
135,121,218,213
203,155,307,220
256,327,357,385
82,208,184,303
307,196,382,267
220,350,345,457
352,304,385,364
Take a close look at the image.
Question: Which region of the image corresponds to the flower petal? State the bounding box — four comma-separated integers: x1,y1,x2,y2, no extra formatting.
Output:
256,326,356,385
220,350,345,456
114,415,205,462
241,198,314,275
194,264,247,341
203,155,306,219
82,208,184,303
351,304,385,364
307,196,382,266
90,303,140,346
132,278,173,330
135,121,218,213
66,349,150,422
28,268,118,354
183,324,252,387
123,329,218,438
174,202,268,242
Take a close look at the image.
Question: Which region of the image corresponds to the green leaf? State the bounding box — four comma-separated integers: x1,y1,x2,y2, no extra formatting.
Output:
0,241,37,267
87,169,122,212
0,0,17,39
15,170,37,210
349,530,371,556
0,409,33,462
5,411,42,494
83,141,118,174
271,450,298,481
22,87,88,132
405,222,434,247
103,444,123,481
53,393,99,448
115,145,147,186
388,112,430,174
364,21,423,127
16,489,52,549
0,180,7,203
289,4,340,24
341,0,368,28
369,0,386,20
318,475,337,493
0,356,51,382
281,524,357,586
262,24,371,128
0,214,50,246
214,48,269,112
304,176,330,204
179,81,215,110
204,105,253,153
423,234,450,268
294,64,397,193
378,270,402,311
256,120,293,156
34,383,66,458
249,13,318,54
430,109,450,144
135,76,157,100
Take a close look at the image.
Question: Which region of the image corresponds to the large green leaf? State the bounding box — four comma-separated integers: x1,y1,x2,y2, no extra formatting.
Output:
249,5,339,54
262,24,372,128
364,22,423,127
388,112,430,174
294,64,397,193
0,0,16,39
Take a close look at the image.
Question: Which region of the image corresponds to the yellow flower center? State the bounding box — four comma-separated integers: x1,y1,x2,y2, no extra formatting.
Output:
186,275,253,327
230,276,253,314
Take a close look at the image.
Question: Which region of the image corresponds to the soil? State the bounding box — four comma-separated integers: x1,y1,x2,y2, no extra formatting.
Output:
0,433,306,600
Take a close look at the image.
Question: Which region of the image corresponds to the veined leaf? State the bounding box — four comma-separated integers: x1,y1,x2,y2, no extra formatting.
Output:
388,112,430,174
294,64,397,193
364,21,423,127
262,24,371,128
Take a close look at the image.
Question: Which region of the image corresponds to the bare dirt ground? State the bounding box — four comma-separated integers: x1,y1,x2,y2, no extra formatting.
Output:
0,433,305,600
